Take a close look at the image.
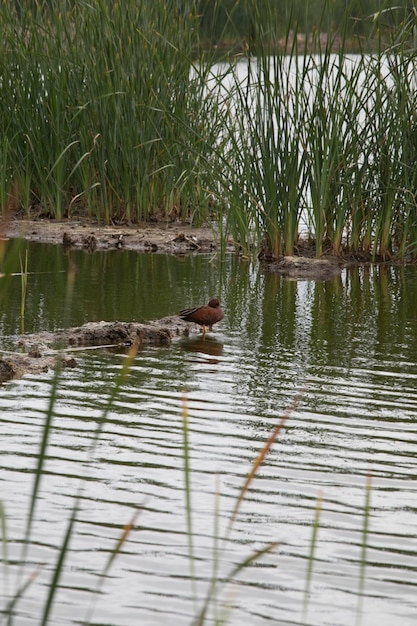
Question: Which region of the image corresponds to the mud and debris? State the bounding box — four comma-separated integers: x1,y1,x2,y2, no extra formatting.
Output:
266,255,342,280
0,317,200,383
5,218,231,255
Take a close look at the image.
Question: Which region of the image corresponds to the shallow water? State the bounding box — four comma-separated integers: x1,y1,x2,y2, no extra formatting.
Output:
1,241,417,625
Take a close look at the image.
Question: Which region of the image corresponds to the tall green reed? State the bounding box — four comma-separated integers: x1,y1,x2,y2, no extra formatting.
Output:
356,472,372,626
302,490,323,625
18,247,28,332
2,0,417,260
200,0,417,260
0,0,212,223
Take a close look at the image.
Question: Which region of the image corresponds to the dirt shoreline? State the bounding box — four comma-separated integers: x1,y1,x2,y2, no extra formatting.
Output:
2,218,224,382
4,216,348,274
4,217,231,255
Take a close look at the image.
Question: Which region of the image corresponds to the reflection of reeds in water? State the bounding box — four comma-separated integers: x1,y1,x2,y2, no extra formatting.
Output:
19,249,28,332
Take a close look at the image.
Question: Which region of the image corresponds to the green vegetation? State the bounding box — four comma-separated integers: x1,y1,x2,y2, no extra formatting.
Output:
197,0,414,46
1,1,417,260
1,0,211,224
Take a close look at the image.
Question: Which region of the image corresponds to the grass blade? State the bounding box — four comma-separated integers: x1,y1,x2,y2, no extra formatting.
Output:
182,391,198,606
0,502,8,600
4,567,42,623
83,510,141,625
193,541,280,626
226,389,304,539
356,471,372,626
302,490,323,624
40,496,81,625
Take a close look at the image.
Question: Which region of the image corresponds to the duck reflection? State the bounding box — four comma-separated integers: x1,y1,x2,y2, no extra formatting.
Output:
179,336,224,360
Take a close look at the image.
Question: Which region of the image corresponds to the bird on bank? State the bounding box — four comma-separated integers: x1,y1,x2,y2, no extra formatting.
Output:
179,298,224,340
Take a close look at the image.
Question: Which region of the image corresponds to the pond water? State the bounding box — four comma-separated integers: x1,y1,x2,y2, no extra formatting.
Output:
1,240,417,626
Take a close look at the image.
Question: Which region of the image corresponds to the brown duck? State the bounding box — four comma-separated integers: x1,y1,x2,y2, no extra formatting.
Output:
179,298,224,339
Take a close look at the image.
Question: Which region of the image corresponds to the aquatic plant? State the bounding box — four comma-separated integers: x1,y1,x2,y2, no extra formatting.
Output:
1,0,417,259
211,2,417,260
19,247,28,330
0,0,214,224
182,391,300,623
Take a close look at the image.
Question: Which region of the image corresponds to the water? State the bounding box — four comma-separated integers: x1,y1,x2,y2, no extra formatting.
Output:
1,240,417,625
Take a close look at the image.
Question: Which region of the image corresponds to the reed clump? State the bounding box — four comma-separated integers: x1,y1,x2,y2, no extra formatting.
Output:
1,1,417,261
210,3,417,261
0,0,216,224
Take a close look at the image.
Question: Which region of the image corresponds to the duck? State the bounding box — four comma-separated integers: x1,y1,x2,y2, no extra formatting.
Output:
179,298,224,339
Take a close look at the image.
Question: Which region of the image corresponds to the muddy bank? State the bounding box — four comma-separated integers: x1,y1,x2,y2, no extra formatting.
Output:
266,255,342,280
4,218,233,254
0,219,345,383
4,217,349,278
0,317,199,383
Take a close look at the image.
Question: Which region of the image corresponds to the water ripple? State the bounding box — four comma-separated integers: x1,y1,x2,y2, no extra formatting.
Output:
2,290,417,625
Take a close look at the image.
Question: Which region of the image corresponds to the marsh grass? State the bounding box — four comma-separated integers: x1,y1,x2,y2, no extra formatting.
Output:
302,490,323,624
356,472,372,626
0,1,214,224
184,390,299,625
18,248,28,330
215,4,417,261
2,0,417,258
165,1,417,261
